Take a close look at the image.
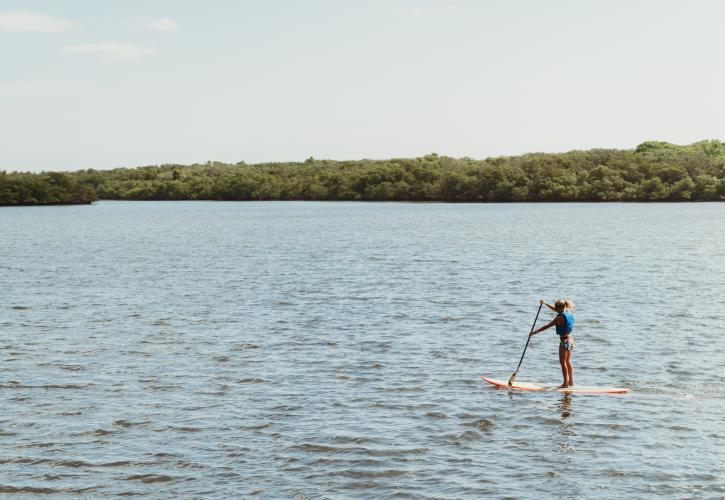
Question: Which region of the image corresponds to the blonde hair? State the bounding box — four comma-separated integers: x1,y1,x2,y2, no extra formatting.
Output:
555,299,573,311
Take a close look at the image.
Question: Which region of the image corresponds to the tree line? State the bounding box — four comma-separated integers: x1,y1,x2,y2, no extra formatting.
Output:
2,140,724,205
0,171,96,205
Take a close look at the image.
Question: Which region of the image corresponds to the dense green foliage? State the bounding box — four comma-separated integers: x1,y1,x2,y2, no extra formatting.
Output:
3,140,725,205
0,171,96,205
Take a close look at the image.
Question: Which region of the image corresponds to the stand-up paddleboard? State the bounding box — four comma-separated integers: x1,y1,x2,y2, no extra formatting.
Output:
482,377,629,394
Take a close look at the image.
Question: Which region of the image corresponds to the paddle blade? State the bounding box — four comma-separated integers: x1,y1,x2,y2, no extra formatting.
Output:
508,372,517,386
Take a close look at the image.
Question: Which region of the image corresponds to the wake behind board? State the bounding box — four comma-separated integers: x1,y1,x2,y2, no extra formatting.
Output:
482,377,629,394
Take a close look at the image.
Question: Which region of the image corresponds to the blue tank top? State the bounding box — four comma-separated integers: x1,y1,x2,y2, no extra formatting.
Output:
556,311,574,335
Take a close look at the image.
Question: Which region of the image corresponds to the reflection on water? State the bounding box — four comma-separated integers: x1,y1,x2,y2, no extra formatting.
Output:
553,394,576,449
0,201,723,497
558,394,573,420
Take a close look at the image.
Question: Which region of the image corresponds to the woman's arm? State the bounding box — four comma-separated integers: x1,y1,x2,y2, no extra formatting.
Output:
540,300,557,312
530,318,556,336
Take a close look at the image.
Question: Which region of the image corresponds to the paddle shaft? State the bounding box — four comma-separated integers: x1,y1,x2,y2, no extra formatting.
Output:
511,303,543,377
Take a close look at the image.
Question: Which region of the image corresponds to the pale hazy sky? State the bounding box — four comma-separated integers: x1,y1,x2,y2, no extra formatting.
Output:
2,0,725,171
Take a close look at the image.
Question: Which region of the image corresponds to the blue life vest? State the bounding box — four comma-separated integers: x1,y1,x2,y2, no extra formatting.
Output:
556,311,574,335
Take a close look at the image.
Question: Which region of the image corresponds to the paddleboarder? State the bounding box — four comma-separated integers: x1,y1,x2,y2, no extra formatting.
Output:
529,299,574,388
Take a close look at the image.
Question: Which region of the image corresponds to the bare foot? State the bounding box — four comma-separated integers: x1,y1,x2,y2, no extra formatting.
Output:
558,383,568,388
568,383,574,387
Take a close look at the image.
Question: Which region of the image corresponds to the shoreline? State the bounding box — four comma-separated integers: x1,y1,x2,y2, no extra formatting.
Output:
2,199,723,207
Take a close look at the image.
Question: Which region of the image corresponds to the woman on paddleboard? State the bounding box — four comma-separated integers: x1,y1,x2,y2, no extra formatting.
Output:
529,299,574,388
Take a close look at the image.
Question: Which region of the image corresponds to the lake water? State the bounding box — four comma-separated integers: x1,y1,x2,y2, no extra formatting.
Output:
1,201,723,497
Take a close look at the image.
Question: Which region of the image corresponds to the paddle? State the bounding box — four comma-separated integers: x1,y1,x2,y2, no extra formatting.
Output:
508,302,543,386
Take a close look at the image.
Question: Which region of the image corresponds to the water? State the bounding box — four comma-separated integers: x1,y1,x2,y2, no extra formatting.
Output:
1,201,723,498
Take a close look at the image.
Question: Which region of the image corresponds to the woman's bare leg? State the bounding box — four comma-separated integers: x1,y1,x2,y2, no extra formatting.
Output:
558,346,568,387
565,350,574,386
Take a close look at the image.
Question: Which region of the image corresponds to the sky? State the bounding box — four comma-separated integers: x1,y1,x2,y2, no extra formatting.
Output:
2,0,725,172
